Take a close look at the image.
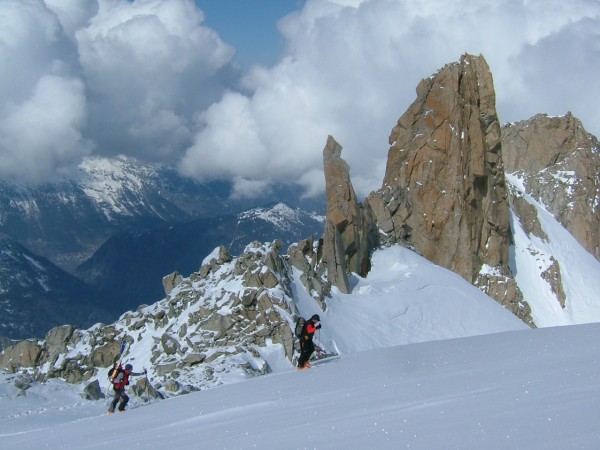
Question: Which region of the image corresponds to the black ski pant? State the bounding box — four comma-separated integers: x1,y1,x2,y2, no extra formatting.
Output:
298,340,315,368
109,388,129,412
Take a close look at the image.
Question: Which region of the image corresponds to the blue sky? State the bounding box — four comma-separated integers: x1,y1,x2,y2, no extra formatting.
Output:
195,0,303,68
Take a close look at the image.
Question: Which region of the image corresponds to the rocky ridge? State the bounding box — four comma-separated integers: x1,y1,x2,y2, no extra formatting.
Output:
0,241,315,396
502,113,600,261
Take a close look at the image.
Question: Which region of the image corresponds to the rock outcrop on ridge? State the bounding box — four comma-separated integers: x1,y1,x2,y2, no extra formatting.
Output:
0,242,304,394
321,136,373,293
502,113,600,261
321,54,532,324
318,55,598,325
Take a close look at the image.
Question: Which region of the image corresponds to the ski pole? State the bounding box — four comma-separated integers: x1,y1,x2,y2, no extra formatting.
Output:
143,367,150,403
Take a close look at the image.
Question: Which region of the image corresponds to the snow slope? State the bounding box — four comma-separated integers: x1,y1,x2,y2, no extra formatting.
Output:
2,323,600,449
508,173,600,326
75,244,527,395
296,246,527,355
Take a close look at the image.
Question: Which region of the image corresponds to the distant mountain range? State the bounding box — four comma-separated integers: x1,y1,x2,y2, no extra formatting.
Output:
0,156,324,339
0,156,323,273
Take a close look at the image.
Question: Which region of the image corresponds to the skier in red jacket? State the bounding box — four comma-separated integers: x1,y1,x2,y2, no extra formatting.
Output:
108,363,146,414
298,314,321,369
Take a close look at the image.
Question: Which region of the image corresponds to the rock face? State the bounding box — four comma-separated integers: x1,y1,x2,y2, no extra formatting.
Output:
365,54,532,324
502,113,600,261
321,136,372,293
376,54,507,277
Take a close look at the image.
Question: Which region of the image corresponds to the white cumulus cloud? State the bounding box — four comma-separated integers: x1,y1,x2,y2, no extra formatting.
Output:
181,0,600,198
0,0,237,183
1,0,599,195
0,75,90,182
75,0,236,160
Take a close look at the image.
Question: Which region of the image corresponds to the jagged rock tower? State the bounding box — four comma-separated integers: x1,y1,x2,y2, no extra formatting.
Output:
321,136,372,293
319,54,532,324
371,54,509,278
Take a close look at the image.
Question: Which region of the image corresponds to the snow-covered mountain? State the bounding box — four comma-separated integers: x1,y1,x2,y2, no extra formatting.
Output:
0,155,323,272
508,173,600,326
501,113,600,326
0,156,206,272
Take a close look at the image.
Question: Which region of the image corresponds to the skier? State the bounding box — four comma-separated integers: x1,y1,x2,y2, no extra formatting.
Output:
297,314,321,370
108,363,146,414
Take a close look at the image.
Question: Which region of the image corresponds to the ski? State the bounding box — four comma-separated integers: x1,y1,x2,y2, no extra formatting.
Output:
110,338,129,380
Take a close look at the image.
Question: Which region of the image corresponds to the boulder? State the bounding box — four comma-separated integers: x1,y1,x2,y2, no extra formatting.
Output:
0,340,42,371
163,272,183,295
131,377,163,400
82,380,105,400
160,333,181,356
14,374,34,391
45,325,74,357
182,353,206,365
241,289,257,307
90,340,122,367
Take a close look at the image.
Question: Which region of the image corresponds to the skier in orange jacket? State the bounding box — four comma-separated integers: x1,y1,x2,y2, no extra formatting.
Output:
298,314,321,369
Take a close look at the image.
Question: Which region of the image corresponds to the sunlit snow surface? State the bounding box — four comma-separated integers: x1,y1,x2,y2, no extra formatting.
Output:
2,324,600,449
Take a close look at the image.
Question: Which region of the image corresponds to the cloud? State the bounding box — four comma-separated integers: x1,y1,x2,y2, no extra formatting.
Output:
75,0,236,160
181,0,600,198
1,0,599,195
0,0,237,183
0,0,89,183
230,176,272,200
506,17,600,130
0,75,90,183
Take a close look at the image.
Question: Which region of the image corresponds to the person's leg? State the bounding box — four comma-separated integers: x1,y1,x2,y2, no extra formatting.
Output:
118,392,130,411
305,341,315,367
108,390,120,412
298,345,309,368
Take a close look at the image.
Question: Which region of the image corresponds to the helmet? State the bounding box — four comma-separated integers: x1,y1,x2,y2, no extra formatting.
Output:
311,314,320,321
125,364,133,371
